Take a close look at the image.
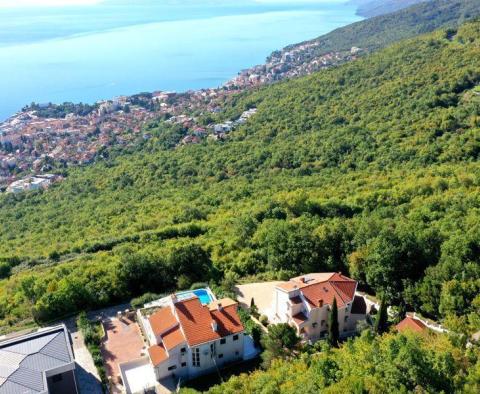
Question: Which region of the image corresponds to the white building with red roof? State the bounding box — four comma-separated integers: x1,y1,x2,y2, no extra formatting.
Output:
272,273,366,341
140,294,245,382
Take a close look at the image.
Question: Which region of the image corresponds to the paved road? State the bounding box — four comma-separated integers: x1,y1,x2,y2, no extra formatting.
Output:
65,317,104,394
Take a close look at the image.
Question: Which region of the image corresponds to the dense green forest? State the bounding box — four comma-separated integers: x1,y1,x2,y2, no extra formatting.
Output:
0,20,479,340
182,330,480,393
282,0,480,57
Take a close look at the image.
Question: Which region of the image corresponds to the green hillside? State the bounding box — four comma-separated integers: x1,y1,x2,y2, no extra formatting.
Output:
283,0,480,56
0,21,479,336
181,330,479,394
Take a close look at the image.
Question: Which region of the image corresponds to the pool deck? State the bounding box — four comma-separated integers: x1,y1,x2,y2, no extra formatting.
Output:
145,287,216,309
176,288,216,304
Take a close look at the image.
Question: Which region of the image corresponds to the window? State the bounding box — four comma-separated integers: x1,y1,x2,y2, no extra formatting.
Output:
235,351,239,356
168,365,177,371
51,375,63,383
344,316,349,322
181,362,187,367
218,354,224,359
233,334,239,341
312,322,318,328
192,348,200,367
220,338,226,345
180,347,186,353
321,320,325,326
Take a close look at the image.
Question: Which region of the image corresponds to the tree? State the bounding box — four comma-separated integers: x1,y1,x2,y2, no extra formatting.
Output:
375,298,388,334
328,297,339,347
261,323,300,368
168,244,213,289
250,297,259,317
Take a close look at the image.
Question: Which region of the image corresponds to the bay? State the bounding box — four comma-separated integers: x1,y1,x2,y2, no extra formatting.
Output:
0,1,361,120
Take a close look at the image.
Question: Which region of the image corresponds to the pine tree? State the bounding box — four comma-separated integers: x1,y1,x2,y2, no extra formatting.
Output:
328,297,339,347
375,298,388,334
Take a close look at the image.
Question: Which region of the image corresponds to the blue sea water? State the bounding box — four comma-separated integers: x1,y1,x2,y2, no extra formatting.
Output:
0,1,361,120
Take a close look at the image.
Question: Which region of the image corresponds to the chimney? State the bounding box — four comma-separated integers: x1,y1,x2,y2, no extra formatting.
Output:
211,320,218,332
300,277,306,283
217,302,223,311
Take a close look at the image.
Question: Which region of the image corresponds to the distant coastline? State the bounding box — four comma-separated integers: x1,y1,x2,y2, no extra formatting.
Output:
0,1,361,121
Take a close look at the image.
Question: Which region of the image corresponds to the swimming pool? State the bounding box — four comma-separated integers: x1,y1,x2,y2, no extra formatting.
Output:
176,288,215,305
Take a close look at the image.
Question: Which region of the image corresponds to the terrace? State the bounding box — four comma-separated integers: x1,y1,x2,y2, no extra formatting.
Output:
100,313,147,393
144,287,216,309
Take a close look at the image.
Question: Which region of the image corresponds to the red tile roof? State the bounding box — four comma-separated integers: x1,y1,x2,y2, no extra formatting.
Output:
396,316,428,333
208,298,238,311
331,280,356,304
302,282,340,307
148,345,168,366
277,281,306,291
211,305,244,338
175,297,244,347
148,307,177,336
162,325,186,350
285,273,357,309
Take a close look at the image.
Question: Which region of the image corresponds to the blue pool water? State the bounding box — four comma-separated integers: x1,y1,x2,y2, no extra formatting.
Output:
176,289,214,305
0,1,361,120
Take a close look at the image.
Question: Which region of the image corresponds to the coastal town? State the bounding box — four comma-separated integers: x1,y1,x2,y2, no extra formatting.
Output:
0,45,363,193
0,89,256,192
225,45,363,88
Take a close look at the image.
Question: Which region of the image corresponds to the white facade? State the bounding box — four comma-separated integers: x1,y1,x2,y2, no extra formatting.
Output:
140,293,246,386
271,273,366,342
6,176,51,193
153,332,245,381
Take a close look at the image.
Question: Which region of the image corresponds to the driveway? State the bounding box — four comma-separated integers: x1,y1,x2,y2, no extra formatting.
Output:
61,303,131,394
101,316,147,393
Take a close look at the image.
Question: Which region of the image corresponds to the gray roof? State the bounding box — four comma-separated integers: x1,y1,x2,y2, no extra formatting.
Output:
0,325,74,394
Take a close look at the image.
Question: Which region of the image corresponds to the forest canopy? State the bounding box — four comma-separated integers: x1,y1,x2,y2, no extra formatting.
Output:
0,21,479,336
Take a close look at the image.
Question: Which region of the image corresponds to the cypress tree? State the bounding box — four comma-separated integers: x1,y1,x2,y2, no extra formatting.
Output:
375,298,388,334
328,297,339,347
250,297,258,317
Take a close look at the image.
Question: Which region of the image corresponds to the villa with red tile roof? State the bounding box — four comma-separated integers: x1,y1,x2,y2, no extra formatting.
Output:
141,294,245,382
272,273,367,342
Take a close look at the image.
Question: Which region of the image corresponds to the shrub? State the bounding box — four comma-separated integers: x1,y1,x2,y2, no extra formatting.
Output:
190,282,208,290
259,315,269,326
131,292,165,309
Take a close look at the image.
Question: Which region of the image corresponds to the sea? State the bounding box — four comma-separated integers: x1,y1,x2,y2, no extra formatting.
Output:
0,0,361,120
